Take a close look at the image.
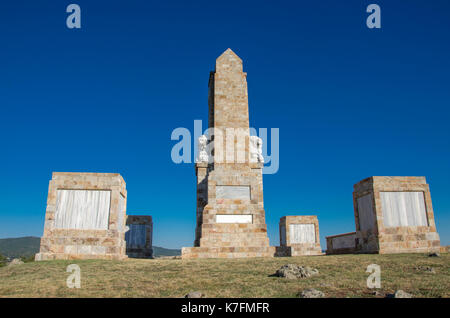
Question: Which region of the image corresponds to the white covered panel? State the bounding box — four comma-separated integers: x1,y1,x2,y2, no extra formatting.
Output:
289,224,316,244
357,194,376,231
54,189,111,230
125,224,147,248
216,214,253,224
216,186,251,200
380,191,428,227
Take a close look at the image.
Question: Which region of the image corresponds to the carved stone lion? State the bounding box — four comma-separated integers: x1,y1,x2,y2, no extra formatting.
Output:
249,135,264,163
196,135,209,163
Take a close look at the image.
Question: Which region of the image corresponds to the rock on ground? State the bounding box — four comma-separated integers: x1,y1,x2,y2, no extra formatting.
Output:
185,291,206,298
274,264,319,279
7,258,24,266
428,252,440,257
299,288,325,298
415,265,436,274
390,290,413,298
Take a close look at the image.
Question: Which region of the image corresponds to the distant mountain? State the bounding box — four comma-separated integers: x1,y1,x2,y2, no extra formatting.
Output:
0,236,181,258
0,236,40,258
152,246,181,257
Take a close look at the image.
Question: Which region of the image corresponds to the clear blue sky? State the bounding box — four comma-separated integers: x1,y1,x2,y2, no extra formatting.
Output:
0,1,449,249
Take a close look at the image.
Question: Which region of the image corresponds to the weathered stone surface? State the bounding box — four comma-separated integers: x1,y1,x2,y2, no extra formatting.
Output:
182,49,272,259
391,290,413,298
299,288,325,298
185,291,206,298
274,264,319,279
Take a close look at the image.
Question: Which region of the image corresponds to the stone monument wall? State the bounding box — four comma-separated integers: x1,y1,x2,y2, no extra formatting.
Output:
35,172,128,260
327,176,441,254
326,232,356,254
278,216,322,256
354,176,440,254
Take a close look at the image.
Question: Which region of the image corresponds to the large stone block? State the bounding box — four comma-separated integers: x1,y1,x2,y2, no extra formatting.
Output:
278,216,322,256
326,176,440,254
35,172,128,261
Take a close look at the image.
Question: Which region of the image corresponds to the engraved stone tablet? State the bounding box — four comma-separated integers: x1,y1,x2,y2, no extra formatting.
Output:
216,185,251,200
216,214,253,224
125,224,147,248
380,191,428,227
54,189,111,230
289,224,316,243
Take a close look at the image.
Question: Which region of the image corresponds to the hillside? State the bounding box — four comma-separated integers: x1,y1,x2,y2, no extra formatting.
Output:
0,237,40,258
0,237,180,258
0,253,448,297
153,246,181,257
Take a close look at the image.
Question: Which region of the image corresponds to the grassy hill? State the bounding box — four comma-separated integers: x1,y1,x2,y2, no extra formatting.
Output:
0,253,448,297
0,237,180,259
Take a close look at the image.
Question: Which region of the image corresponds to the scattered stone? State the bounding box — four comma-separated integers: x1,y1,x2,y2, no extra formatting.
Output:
428,252,440,257
185,291,206,298
274,264,319,279
415,265,436,274
7,258,24,266
298,288,325,298
387,290,413,298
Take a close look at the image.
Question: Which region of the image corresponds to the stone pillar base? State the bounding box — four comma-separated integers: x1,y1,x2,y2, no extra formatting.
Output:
181,246,276,259
274,246,323,257
378,246,441,255
126,248,153,259
35,252,127,261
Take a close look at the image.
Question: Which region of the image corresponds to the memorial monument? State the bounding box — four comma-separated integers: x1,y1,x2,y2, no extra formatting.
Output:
182,49,274,258
35,172,128,260
327,176,441,254
278,216,322,256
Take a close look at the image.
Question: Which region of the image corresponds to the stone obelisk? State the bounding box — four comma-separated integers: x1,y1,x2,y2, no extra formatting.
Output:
182,49,274,258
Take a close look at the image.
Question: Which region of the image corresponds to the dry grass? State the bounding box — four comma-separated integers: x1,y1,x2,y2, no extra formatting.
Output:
0,253,448,298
